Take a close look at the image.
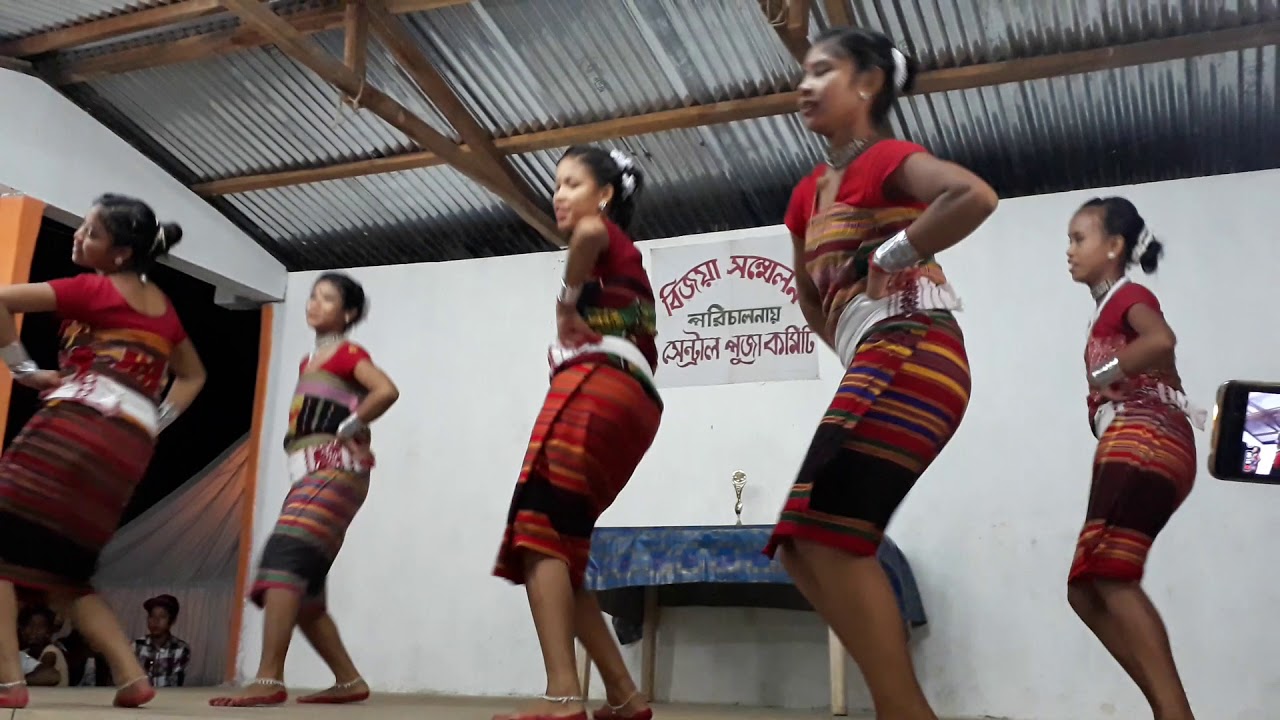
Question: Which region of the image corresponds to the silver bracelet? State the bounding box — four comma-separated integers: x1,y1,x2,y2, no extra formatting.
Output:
1088,356,1124,387
1,341,38,378
557,281,582,307
157,402,179,432
336,414,366,439
871,230,922,273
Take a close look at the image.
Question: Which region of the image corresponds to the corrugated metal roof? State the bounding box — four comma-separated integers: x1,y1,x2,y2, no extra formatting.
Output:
0,0,173,39
9,0,1280,270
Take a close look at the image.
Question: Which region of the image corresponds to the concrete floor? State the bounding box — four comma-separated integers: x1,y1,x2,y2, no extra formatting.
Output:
8,688,875,720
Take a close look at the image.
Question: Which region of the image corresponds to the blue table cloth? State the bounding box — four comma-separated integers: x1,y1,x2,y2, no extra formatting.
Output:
585,524,926,645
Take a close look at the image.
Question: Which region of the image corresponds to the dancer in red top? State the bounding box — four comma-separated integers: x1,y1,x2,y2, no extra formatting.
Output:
211,272,399,708
762,27,997,720
0,194,206,709
493,146,659,720
1066,197,1202,720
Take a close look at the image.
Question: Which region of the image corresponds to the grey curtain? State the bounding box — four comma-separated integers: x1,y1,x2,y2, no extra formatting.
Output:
93,436,249,687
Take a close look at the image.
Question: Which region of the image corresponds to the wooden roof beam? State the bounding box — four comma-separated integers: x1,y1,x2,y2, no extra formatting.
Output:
365,2,539,204
43,0,470,85
215,0,562,246
0,0,225,58
822,0,852,28
190,18,1280,197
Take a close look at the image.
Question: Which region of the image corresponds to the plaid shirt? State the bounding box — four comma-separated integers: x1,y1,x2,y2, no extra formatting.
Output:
132,635,190,687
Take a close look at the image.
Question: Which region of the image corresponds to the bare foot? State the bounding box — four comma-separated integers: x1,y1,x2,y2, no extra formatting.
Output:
297,677,370,704
209,678,288,707
113,677,156,708
594,689,651,720
493,695,586,720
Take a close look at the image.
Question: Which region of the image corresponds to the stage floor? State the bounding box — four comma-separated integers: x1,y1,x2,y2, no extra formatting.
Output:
10,689,865,719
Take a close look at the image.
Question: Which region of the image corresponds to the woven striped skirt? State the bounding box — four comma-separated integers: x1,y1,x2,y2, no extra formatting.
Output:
765,311,970,558
0,401,154,597
1069,403,1196,583
494,361,662,589
250,440,371,610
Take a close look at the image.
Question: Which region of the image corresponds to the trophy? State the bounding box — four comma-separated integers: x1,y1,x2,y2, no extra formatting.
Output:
731,471,747,526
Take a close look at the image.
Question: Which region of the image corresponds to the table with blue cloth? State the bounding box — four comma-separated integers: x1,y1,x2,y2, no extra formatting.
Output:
578,524,926,716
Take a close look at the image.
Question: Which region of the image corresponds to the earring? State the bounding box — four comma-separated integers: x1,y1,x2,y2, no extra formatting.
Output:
598,200,607,212
115,257,124,266
1107,252,1116,260
859,91,871,100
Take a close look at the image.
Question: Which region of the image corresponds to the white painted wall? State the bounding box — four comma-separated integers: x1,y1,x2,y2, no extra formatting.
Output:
239,169,1280,720
0,69,285,301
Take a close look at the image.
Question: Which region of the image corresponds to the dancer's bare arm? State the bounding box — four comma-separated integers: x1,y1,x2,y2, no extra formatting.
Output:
886,154,998,255
791,234,832,348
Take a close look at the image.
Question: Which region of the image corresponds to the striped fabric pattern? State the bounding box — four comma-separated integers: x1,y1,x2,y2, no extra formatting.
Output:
251,344,373,609
766,312,970,558
804,203,950,342
250,462,370,609
1069,404,1196,583
59,323,177,402
0,402,153,596
494,362,662,588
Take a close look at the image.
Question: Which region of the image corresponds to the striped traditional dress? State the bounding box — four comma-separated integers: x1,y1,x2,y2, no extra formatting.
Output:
765,140,971,559
1070,280,1197,583
0,273,186,597
249,341,373,609
494,219,663,589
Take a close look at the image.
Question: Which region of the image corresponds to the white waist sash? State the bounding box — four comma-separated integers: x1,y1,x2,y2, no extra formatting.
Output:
286,441,374,483
547,335,657,391
1092,384,1209,438
835,277,963,368
44,372,159,437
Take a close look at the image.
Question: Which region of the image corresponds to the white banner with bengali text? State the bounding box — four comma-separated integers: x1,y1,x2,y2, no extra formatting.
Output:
651,232,819,388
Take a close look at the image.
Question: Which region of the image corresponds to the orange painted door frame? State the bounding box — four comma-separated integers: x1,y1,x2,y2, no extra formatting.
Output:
226,303,274,682
0,194,46,442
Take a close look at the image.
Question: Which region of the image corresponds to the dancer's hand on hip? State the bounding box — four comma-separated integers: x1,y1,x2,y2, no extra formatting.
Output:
18,370,62,391
557,306,602,348
865,262,891,300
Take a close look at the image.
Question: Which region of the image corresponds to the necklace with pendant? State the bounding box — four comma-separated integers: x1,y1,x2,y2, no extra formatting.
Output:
825,137,875,170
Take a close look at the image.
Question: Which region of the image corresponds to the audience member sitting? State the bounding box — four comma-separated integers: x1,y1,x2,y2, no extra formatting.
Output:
18,606,68,687
132,595,190,687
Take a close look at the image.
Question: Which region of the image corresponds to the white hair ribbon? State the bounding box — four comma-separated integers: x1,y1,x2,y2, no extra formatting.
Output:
889,47,908,92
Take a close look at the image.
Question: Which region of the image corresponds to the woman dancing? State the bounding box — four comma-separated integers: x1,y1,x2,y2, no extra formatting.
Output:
762,28,998,720
0,194,205,709
493,145,660,720
1066,197,1201,720
212,272,399,708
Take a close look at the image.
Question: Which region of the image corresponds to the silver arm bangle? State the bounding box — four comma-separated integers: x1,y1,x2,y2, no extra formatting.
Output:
557,281,582,307
336,414,367,439
157,402,179,432
1,341,39,378
1088,356,1124,387
870,230,922,273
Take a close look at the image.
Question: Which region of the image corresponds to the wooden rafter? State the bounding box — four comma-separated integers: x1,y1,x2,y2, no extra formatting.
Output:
214,0,562,246
190,18,1280,197
40,0,470,85
822,0,852,28
343,0,369,80
364,2,537,203
0,0,224,57
760,0,810,63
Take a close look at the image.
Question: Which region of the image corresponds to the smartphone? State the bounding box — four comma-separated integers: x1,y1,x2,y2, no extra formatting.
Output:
1208,380,1280,483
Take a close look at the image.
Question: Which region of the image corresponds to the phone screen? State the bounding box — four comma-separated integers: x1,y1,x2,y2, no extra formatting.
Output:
1210,382,1280,483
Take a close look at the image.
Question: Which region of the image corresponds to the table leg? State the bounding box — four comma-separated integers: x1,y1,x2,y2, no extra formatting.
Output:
576,640,592,698
641,586,659,702
828,627,847,716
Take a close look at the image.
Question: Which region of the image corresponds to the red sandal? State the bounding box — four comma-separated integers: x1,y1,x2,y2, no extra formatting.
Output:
0,681,28,709
209,678,288,707
113,676,156,708
591,691,653,720
493,694,588,720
